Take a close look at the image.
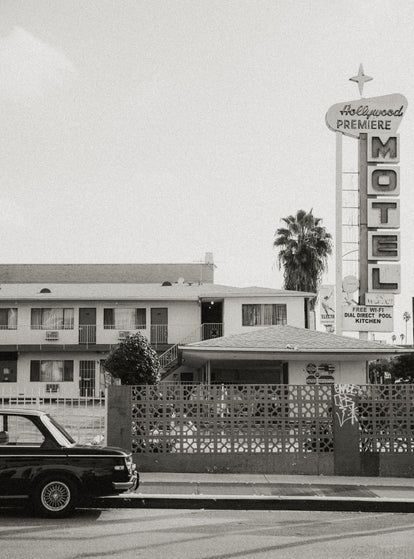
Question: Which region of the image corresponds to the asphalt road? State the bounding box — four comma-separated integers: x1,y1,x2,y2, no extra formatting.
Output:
1,505,414,559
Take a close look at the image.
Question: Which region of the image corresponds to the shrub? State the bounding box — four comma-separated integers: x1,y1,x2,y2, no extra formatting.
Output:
103,332,160,385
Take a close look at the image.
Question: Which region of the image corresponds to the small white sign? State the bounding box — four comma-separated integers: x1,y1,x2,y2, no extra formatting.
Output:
319,285,335,323
365,292,395,306
342,305,393,332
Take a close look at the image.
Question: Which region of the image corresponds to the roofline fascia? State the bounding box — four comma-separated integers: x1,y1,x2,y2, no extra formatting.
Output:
179,346,412,355
0,296,201,302
198,292,316,299
0,293,315,302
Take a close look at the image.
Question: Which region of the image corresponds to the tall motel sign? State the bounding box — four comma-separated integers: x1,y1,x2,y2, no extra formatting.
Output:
325,65,407,338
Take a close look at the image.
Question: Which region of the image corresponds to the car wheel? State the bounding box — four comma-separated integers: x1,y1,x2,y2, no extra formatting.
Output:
33,477,78,518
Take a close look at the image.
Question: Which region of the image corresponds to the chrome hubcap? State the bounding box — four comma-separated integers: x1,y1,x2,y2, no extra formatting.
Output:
41,481,71,511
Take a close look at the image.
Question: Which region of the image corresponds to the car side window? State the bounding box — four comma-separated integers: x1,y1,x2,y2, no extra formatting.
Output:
3,416,45,446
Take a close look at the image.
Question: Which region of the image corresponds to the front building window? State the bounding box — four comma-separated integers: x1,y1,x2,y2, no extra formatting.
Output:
242,304,287,326
31,308,74,330
30,360,74,382
103,308,146,329
0,308,17,330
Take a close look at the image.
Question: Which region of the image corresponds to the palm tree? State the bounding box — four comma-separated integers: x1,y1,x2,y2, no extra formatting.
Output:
273,210,333,306
403,311,411,342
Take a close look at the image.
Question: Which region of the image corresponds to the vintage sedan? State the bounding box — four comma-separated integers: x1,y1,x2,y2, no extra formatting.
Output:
0,408,138,517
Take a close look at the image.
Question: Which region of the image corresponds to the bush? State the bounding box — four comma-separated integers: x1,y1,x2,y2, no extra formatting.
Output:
103,332,160,385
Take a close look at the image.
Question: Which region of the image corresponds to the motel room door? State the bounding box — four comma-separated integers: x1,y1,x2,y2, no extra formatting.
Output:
79,308,97,344
150,308,168,345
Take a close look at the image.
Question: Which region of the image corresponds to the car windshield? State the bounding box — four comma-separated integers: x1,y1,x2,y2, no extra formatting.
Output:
42,414,76,446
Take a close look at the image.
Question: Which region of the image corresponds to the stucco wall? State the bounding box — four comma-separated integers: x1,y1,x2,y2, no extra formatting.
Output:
288,360,367,385
222,296,306,336
11,352,101,398
0,299,202,347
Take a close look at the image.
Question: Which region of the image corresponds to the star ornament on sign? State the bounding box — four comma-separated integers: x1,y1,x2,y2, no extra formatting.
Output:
349,64,373,96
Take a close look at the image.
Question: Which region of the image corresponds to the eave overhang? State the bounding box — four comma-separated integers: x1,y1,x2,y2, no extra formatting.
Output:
180,345,413,365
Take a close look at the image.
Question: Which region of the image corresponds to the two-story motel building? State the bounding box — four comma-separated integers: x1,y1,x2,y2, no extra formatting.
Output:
0,258,314,397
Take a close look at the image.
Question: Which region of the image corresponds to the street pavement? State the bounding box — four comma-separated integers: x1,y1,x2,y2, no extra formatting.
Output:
96,472,414,513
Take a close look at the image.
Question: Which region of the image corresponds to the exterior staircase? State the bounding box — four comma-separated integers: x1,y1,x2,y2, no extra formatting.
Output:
159,323,222,379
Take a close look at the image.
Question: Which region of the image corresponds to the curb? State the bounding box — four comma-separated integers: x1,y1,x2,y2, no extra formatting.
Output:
94,494,414,513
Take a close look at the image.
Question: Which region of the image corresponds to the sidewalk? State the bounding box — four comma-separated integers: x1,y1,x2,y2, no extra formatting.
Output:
98,473,414,512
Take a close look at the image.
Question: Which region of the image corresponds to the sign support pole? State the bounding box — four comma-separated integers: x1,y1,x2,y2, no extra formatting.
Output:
358,133,368,340
335,132,343,336
326,71,406,340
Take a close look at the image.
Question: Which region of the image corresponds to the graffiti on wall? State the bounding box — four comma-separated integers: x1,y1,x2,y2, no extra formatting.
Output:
334,384,359,427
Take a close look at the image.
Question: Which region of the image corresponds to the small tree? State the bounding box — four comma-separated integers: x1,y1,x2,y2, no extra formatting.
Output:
103,332,160,385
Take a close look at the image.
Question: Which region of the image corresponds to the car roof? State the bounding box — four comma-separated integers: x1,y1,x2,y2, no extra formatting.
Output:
0,408,47,416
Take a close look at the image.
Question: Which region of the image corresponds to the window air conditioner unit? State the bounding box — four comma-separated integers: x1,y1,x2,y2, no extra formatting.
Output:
118,331,131,340
46,384,60,393
45,330,59,341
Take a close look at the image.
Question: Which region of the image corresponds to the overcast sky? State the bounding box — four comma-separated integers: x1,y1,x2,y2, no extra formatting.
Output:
1,1,413,342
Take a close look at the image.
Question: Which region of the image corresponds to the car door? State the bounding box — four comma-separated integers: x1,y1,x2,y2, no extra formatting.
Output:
0,414,59,496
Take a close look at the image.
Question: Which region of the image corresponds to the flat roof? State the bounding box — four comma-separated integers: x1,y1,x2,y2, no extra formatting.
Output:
0,283,314,301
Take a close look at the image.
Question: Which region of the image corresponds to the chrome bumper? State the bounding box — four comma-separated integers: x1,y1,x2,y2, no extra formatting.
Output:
113,473,139,492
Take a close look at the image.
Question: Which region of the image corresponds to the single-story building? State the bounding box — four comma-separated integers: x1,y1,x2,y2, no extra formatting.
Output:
176,325,413,385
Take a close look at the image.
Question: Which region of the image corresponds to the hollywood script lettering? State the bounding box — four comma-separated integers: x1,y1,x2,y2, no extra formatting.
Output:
339,105,404,119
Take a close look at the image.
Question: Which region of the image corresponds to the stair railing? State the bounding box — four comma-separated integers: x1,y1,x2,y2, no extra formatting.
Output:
158,323,223,371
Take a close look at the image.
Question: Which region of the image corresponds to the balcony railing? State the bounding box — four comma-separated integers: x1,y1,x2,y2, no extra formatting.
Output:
0,322,223,356
79,325,97,344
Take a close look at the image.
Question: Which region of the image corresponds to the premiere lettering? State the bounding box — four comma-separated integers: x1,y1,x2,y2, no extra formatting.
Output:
337,119,391,130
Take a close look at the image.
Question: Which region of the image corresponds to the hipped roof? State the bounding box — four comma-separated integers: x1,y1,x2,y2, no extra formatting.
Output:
0,263,214,284
181,325,411,356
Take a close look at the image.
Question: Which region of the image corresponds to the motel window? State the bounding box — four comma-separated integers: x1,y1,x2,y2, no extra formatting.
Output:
103,308,146,329
30,360,74,382
242,304,287,326
31,308,74,330
0,308,17,330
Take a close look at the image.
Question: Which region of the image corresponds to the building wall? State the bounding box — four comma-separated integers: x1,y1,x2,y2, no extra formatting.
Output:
1,352,103,398
288,360,367,385
176,357,368,386
0,291,311,396
0,298,203,397
97,300,200,345
0,294,307,347
222,296,306,336
0,300,201,347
